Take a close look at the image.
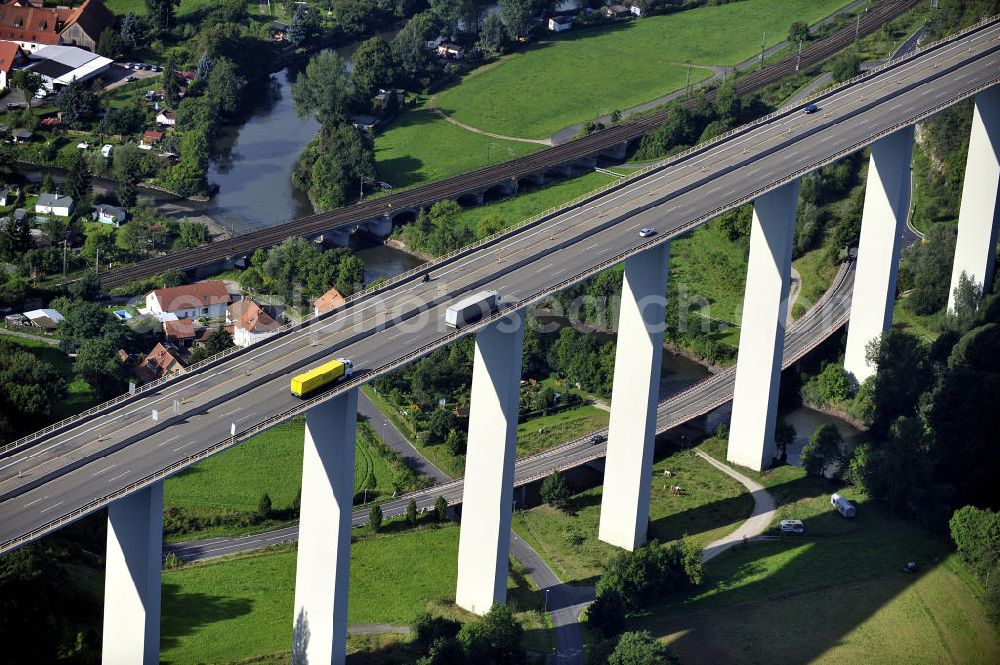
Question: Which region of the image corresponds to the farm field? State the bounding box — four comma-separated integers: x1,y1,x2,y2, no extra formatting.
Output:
373,104,545,191
163,418,401,515
433,0,855,139
513,443,752,584
104,0,218,16
628,437,1000,664
160,523,551,664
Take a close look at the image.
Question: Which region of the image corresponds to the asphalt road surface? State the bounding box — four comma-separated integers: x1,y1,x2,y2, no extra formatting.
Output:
2,21,997,553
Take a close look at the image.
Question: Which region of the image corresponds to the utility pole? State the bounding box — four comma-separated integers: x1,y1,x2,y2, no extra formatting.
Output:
855,14,861,43
796,40,803,71
95,246,99,274
685,64,691,94
760,31,766,69
62,238,67,276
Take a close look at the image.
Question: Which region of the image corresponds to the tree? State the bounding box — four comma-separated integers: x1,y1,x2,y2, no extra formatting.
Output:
96,28,127,59
788,21,810,44
352,37,395,101
177,222,211,249
113,144,145,208
257,493,273,520
40,172,55,194
406,498,418,525
831,52,861,82
68,271,101,300
292,51,353,129
392,13,433,82
498,0,533,41
287,6,309,46
430,0,464,34
607,631,679,665
57,79,99,128
479,13,507,54
445,429,465,456
587,589,626,637
434,495,448,522
949,506,1000,579
947,271,983,334
540,471,570,510
456,603,524,664
0,341,66,434
10,70,42,115
162,52,183,108
65,153,93,206
146,0,181,32
75,337,129,399
369,502,383,531
0,212,32,262
800,423,842,477
426,407,458,443
714,80,741,126
774,418,796,464
205,57,245,116
120,12,145,47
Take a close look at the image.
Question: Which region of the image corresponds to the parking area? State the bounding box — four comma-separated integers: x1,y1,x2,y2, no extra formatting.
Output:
102,63,161,91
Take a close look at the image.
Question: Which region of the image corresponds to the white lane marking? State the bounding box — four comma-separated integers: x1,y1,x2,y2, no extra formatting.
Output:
535,264,551,273
585,242,601,251
388,329,410,341
91,464,116,477
40,501,64,513
222,408,241,416
158,435,181,447
24,496,48,508
234,412,257,423
173,440,198,451
108,469,132,482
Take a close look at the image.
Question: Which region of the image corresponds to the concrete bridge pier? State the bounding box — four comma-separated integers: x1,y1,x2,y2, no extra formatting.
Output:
949,86,1000,312
843,127,914,384
291,389,359,665
360,216,393,238
600,142,629,162
727,180,799,472
101,481,163,665
455,311,525,615
598,243,670,551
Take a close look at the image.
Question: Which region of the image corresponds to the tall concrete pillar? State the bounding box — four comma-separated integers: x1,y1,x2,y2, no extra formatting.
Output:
844,127,914,383
949,86,1000,312
456,311,525,615
102,482,163,665
727,180,799,471
292,389,359,665
598,243,670,551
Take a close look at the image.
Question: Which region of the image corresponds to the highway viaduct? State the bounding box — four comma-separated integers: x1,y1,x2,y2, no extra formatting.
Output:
1,16,998,665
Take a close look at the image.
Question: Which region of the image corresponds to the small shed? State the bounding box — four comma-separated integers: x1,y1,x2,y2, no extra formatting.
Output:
548,16,573,32
12,128,33,143
23,308,65,329
93,203,127,226
350,114,380,133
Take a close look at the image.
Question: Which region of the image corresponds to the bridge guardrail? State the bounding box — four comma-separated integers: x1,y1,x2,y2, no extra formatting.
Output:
5,14,994,459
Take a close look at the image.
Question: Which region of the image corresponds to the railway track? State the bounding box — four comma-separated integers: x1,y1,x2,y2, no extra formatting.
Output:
99,0,921,289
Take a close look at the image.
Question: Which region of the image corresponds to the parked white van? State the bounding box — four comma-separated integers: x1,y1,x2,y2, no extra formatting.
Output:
831,493,856,518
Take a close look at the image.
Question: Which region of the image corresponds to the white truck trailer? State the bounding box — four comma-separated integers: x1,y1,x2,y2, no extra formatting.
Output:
445,290,500,328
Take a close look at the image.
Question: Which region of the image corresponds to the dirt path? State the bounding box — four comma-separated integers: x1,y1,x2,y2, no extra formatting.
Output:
695,450,776,563
429,108,555,146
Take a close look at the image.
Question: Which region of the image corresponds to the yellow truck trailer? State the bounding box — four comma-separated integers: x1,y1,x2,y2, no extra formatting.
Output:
290,358,354,398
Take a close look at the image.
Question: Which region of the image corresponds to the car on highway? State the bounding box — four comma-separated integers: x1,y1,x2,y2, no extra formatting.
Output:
639,227,656,237
803,103,819,114
589,434,606,445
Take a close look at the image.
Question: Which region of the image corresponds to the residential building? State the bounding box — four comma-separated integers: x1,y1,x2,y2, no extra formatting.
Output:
145,280,231,320
548,16,573,32
92,203,126,226
601,4,631,20
227,298,280,348
271,20,288,41
135,342,185,383
436,42,464,59
163,318,195,346
155,110,176,126
350,114,379,132
314,286,346,317
0,0,114,52
35,192,73,216
140,130,163,149
11,128,32,143
0,40,24,89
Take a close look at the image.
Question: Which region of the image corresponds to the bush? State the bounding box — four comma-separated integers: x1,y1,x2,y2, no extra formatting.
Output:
607,631,679,665
540,471,570,510
435,495,449,522
587,588,626,637
369,503,383,532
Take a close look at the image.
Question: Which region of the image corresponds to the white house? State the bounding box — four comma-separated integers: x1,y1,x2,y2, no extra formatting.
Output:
155,110,176,126
35,193,74,216
227,298,280,348
92,203,126,226
145,280,231,320
548,16,573,32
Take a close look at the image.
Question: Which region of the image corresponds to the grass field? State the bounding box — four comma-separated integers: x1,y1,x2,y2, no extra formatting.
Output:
516,406,609,458
513,443,752,584
161,523,553,664
626,436,1000,664
433,0,853,139
792,247,838,319
104,0,219,16
670,217,748,347
452,170,621,235
163,418,402,515
892,296,944,343
374,104,545,191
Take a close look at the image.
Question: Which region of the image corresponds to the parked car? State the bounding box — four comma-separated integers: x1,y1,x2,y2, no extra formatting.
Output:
125,75,137,82
132,63,142,70
780,519,805,534
151,65,162,72
5,102,21,110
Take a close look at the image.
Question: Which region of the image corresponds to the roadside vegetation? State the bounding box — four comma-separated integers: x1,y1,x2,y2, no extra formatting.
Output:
161,419,427,542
